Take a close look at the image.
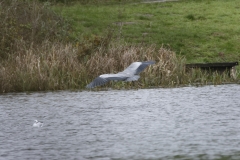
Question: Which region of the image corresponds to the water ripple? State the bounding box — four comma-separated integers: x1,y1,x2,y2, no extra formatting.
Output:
0,84,240,160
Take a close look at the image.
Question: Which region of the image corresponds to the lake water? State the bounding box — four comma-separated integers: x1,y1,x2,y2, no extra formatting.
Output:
0,84,240,160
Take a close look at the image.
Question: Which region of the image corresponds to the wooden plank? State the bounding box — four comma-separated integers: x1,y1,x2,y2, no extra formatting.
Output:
186,61,238,78
186,62,238,68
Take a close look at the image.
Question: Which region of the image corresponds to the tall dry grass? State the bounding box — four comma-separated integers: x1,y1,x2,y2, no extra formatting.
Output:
0,38,238,93
0,0,69,59
0,40,84,92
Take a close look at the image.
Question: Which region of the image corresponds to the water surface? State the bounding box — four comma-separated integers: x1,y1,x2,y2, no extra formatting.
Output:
0,84,240,160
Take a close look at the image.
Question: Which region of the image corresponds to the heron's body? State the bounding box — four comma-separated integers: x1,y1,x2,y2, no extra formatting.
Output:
86,61,155,88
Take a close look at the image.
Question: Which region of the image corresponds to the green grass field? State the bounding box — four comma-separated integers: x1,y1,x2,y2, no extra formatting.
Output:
54,0,240,62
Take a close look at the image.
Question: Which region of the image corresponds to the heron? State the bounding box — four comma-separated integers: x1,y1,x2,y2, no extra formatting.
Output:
33,120,43,127
86,61,155,88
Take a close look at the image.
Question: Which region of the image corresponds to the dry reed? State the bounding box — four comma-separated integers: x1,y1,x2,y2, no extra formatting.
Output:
0,0,69,59
0,39,238,93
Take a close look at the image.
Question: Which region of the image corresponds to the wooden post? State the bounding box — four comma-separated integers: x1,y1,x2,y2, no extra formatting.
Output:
186,62,239,78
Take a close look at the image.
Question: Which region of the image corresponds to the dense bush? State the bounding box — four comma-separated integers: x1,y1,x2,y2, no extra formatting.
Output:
0,0,70,59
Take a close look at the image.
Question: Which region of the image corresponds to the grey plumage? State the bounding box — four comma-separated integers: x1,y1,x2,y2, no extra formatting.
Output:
86,61,155,88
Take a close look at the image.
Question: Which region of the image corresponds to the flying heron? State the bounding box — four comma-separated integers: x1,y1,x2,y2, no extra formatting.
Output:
86,61,155,88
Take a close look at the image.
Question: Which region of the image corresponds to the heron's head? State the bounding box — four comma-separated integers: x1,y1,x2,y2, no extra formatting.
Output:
35,120,38,123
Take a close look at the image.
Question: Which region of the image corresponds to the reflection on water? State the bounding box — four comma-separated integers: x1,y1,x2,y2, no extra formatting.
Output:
0,84,240,160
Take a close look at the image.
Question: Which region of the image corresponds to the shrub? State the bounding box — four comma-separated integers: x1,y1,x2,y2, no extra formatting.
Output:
0,0,70,59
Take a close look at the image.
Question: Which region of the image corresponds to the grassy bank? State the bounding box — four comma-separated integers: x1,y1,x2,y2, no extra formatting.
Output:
0,0,239,93
1,39,237,93
53,0,240,62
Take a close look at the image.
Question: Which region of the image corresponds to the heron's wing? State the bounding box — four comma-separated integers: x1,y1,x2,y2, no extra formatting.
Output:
121,62,142,75
122,61,155,75
86,74,127,88
125,75,140,81
86,77,108,88
135,61,155,75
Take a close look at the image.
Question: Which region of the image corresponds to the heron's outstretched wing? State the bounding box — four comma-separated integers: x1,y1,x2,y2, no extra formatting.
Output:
135,61,155,75
121,62,141,75
86,74,128,88
125,75,140,81
121,61,155,75
86,77,108,88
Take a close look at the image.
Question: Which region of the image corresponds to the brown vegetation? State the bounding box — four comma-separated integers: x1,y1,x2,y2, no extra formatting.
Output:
0,38,186,92
0,0,69,59
0,0,237,93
